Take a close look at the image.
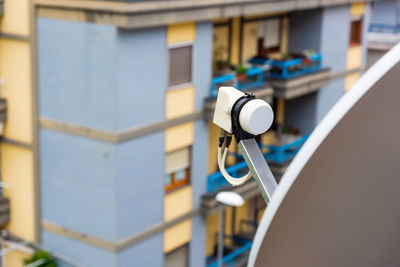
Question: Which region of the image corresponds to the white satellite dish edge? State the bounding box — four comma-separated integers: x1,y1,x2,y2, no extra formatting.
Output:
247,42,400,267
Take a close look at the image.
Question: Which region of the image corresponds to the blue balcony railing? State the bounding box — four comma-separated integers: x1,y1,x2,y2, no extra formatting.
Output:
207,161,248,193
369,23,400,34
207,241,253,267
269,53,322,80
210,66,265,97
207,134,309,193
260,135,309,164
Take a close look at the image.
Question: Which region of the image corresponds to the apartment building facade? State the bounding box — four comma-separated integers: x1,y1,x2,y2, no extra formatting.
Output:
0,0,373,266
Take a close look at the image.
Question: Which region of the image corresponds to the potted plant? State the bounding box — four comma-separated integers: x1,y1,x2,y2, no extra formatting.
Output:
23,250,57,267
235,64,248,81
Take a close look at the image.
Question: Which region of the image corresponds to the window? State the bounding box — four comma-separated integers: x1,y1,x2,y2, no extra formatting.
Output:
169,46,192,87
350,18,362,46
257,18,281,56
165,147,191,192
165,245,188,267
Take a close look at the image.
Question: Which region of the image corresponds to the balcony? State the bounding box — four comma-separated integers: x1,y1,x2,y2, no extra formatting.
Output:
204,65,273,120
260,134,309,165
368,23,400,50
249,52,331,99
202,133,308,213
207,240,252,267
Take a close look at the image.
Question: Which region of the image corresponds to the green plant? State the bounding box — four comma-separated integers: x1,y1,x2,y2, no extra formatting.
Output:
235,64,248,76
23,250,57,267
303,49,316,58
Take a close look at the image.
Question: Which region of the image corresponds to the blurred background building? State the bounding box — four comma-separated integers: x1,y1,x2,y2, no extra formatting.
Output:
0,0,389,266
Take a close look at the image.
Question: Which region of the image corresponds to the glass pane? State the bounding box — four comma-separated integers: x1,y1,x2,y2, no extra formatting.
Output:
169,46,192,87
265,19,280,48
175,169,186,181
165,174,172,186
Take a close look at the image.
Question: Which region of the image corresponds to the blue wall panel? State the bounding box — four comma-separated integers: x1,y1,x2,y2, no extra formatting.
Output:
38,18,118,131
194,22,213,110
316,5,350,123
117,235,163,267
40,129,117,241
362,3,372,66
371,0,400,25
287,10,322,133
115,132,164,239
285,93,318,135
42,231,117,267
189,22,212,266
116,28,167,130
289,10,322,53
287,6,350,131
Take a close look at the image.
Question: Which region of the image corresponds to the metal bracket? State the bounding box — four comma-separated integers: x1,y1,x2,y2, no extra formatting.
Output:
238,139,278,203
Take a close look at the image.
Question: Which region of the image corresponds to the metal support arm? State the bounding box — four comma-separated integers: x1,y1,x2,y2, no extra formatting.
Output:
238,139,278,203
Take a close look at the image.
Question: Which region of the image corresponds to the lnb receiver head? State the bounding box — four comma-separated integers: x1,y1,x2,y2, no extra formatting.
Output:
213,87,274,142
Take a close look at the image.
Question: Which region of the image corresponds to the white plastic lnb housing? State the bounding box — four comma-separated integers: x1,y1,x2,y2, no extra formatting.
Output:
213,86,274,135
213,87,245,133
239,99,273,135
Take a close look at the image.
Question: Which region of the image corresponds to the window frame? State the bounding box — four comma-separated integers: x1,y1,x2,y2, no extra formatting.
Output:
256,17,283,57
167,41,194,90
165,167,190,192
164,146,192,192
349,17,363,47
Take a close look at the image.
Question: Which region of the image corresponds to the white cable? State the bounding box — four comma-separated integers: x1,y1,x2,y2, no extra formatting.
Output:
217,147,252,186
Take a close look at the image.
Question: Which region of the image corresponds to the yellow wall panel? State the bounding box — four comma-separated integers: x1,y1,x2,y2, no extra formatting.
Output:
164,186,192,221
205,201,250,257
346,45,363,69
0,39,32,143
280,17,289,54
0,0,30,36
4,250,30,267
351,2,366,16
345,45,363,91
164,186,192,253
165,123,194,152
205,212,219,256
242,22,258,62
276,98,285,124
345,73,360,92
166,86,194,119
207,123,219,175
261,131,277,145
164,220,192,253
230,18,240,65
167,22,196,44
1,144,35,242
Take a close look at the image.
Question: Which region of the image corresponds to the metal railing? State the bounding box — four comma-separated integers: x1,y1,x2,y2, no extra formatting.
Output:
207,135,309,193
261,134,309,164
369,23,400,34
210,66,265,97
207,241,252,267
269,53,322,80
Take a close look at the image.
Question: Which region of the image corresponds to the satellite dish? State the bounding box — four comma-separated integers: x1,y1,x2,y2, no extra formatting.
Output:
249,43,400,267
